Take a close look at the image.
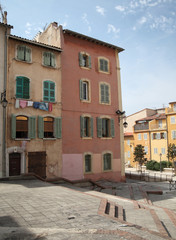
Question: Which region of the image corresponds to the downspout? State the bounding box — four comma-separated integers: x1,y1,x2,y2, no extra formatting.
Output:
2,23,8,177
115,49,125,181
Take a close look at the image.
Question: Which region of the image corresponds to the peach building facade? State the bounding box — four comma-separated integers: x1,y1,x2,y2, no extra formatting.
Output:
36,23,125,182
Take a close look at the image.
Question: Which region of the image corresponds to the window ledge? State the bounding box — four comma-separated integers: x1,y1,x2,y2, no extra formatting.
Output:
82,137,93,140
81,100,91,103
43,138,56,140
80,66,91,70
15,58,32,64
42,64,56,69
98,70,110,74
14,138,31,141
100,102,111,105
84,171,93,174
101,137,113,140
103,169,112,172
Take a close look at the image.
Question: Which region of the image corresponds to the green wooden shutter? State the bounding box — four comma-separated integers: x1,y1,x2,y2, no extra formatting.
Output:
17,45,25,60
100,84,105,103
80,116,84,137
111,119,115,138
38,116,44,139
43,52,50,66
43,81,49,101
79,80,83,100
105,85,109,103
49,82,55,102
79,52,84,67
88,56,91,68
54,117,62,138
90,117,93,137
23,77,30,99
16,77,23,98
25,47,31,62
11,114,16,139
28,116,36,139
51,53,55,67
97,117,102,138
164,132,167,139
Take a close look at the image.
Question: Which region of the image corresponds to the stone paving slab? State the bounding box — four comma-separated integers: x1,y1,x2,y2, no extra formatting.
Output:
0,179,176,240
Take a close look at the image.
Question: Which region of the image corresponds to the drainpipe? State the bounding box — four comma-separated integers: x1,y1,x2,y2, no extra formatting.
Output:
2,15,8,177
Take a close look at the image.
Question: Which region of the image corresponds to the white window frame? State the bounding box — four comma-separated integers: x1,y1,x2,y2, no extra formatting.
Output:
171,116,175,124
144,133,147,140
154,148,158,154
138,133,142,140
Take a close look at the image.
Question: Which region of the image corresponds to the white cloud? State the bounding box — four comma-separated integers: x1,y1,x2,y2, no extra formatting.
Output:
115,5,125,12
96,6,106,16
82,13,92,32
139,16,147,25
107,24,120,38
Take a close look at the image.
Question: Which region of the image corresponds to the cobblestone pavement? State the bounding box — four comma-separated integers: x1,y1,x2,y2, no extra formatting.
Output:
0,178,176,240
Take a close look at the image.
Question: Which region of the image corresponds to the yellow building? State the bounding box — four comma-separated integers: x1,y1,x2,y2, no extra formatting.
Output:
165,102,176,146
124,133,134,167
149,114,168,162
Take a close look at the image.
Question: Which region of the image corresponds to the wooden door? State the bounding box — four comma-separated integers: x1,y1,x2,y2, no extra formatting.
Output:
9,153,21,176
28,152,46,178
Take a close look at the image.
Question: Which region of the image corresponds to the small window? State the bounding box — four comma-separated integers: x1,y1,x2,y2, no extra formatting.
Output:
99,58,109,73
158,120,162,128
43,81,55,102
172,130,176,140
16,76,30,99
44,117,54,138
79,52,91,68
127,151,130,158
144,146,148,154
171,116,175,124
138,134,142,140
103,153,112,171
97,118,114,138
100,83,110,104
144,133,147,140
127,140,130,146
43,52,55,67
17,45,31,62
38,116,61,139
11,114,36,139
154,148,158,154
80,80,90,102
80,116,93,138
161,148,165,155
85,154,92,173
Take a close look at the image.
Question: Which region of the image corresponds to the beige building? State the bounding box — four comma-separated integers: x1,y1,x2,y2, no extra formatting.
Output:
5,35,62,178
0,21,12,178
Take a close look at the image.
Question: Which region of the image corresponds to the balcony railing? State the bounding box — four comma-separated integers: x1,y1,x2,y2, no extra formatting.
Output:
134,123,149,131
166,107,176,114
150,124,167,130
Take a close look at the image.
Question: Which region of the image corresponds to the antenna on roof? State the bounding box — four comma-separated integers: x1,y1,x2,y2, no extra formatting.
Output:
43,23,47,31
0,4,4,22
0,4,7,24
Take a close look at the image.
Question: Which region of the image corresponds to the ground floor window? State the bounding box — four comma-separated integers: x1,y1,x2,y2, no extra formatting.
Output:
85,154,92,173
103,153,112,171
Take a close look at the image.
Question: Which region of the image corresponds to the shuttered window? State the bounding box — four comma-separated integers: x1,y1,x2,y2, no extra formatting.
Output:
97,118,115,138
79,52,91,68
16,76,30,99
80,116,93,138
99,58,109,72
17,45,31,62
100,83,110,104
43,81,55,102
80,80,89,101
38,116,62,139
11,114,36,139
103,153,112,171
43,52,55,67
85,154,92,173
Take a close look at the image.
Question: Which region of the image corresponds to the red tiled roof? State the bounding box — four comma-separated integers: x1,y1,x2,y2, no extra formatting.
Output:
136,113,166,122
124,132,133,137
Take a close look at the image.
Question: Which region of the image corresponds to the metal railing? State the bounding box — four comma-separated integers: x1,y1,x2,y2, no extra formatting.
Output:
134,123,149,131
150,124,167,130
125,170,173,182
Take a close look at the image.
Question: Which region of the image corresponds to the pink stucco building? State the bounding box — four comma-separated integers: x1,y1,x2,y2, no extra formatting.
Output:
36,23,125,182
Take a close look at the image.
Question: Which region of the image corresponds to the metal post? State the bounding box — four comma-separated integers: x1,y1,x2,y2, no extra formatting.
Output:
160,153,162,173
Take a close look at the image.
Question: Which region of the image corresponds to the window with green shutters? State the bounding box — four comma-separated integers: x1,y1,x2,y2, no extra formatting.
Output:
100,83,110,104
80,116,93,138
43,81,55,102
85,154,92,173
38,116,62,139
103,153,112,171
97,118,115,138
16,76,30,99
79,80,90,101
11,114,36,139
99,58,109,73
79,52,91,68
43,52,56,67
17,45,31,62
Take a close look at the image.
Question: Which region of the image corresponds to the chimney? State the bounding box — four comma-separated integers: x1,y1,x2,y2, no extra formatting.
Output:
3,11,7,24
52,22,58,27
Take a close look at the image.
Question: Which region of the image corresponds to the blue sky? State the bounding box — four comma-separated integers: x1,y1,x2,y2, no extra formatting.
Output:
1,0,176,116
